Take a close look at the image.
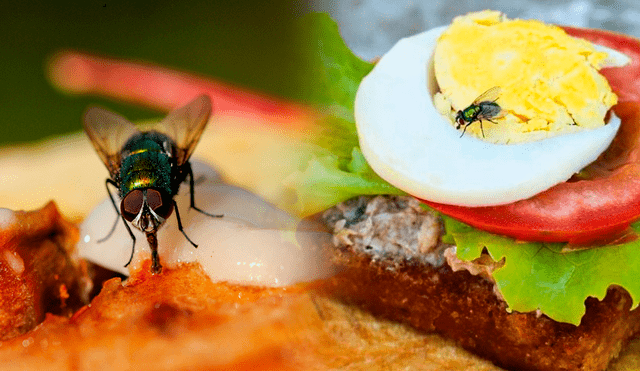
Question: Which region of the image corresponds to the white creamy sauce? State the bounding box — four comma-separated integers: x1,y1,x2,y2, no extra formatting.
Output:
0,208,16,230
79,161,335,286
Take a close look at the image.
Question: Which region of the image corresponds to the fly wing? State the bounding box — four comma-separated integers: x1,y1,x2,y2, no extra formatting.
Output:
478,103,507,120
83,106,140,179
473,86,502,105
492,107,508,119
155,94,212,166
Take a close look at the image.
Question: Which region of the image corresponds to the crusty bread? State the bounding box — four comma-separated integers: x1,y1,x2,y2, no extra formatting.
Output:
4,198,640,370
321,195,640,371
0,202,91,341
0,199,503,371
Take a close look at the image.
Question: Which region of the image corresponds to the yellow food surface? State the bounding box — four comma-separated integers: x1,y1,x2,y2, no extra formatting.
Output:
434,10,617,143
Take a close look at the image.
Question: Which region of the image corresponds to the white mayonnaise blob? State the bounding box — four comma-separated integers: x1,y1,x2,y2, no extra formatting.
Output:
0,208,16,230
79,161,335,286
355,26,623,206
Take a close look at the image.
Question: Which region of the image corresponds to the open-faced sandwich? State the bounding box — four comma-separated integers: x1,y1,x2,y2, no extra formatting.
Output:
295,10,640,371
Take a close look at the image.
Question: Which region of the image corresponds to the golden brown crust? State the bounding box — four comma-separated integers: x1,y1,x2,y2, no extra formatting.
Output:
0,202,91,340
0,264,315,371
323,247,640,371
0,257,509,371
0,201,503,371
4,200,640,370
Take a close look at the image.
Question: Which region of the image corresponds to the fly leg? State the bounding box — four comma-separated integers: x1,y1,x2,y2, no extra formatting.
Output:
101,178,137,268
171,162,223,250
173,199,198,248
186,162,223,218
98,179,121,243
98,217,120,243
459,122,471,138
145,230,162,274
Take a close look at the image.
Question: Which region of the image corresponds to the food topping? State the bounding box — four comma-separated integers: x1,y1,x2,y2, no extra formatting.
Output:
79,161,336,286
434,10,618,143
322,195,450,267
322,195,508,291
0,202,91,341
355,15,622,206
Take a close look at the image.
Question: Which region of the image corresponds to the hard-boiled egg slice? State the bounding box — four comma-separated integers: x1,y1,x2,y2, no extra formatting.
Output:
355,26,622,207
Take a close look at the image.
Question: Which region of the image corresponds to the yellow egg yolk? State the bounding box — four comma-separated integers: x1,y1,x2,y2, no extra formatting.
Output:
434,10,617,144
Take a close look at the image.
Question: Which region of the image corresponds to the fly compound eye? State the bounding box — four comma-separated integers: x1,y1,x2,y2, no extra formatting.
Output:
121,189,144,222
146,189,174,220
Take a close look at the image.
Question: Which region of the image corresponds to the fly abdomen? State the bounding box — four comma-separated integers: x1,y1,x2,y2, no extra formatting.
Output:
479,102,503,118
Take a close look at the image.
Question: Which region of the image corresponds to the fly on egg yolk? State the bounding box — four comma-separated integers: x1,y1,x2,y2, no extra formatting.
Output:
434,10,617,144
354,11,624,206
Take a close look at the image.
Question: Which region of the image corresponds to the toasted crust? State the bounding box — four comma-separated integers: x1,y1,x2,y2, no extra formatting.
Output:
5,198,640,370
321,195,640,371
0,262,318,371
0,200,502,370
0,202,91,341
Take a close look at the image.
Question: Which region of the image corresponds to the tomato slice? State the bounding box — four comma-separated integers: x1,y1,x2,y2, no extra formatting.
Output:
424,28,640,245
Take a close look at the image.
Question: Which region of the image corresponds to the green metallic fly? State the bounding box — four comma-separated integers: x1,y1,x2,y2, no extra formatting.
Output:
455,86,507,138
83,95,222,274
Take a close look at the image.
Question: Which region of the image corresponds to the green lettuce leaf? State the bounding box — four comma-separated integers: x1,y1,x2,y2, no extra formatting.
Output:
286,13,402,215
284,145,403,216
293,12,640,325
296,13,373,115
442,214,640,325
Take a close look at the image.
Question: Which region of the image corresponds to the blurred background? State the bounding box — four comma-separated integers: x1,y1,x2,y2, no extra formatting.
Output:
313,0,640,60
0,1,307,144
2,0,639,144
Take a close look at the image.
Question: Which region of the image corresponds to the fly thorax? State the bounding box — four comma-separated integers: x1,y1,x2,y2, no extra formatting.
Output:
120,151,173,196
463,105,480,120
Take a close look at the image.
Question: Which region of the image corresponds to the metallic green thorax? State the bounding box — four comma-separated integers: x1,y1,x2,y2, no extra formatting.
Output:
462,105,482,121
119,133,173,197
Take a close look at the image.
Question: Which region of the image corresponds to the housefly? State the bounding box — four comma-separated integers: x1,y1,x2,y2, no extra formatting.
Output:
83,95,222,274
455,86,507,138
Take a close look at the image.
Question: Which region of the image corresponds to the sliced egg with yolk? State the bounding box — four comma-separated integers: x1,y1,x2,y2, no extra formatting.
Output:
355,25,626,207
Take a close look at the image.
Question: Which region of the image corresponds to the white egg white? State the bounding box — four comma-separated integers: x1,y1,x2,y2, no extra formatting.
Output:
79,161,335,286
355,26,624,207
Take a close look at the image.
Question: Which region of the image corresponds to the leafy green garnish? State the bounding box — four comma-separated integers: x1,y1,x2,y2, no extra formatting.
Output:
284,145,403,216
443,214,640,325
292,12,640,325
286,13,403,215
296,13,373,114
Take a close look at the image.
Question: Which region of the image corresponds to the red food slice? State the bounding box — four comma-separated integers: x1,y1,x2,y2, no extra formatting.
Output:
426,41,640,245
47,52,317,132
424,28,640,245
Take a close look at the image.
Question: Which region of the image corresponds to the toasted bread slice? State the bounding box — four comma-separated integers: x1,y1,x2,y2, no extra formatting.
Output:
321,195,640,371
